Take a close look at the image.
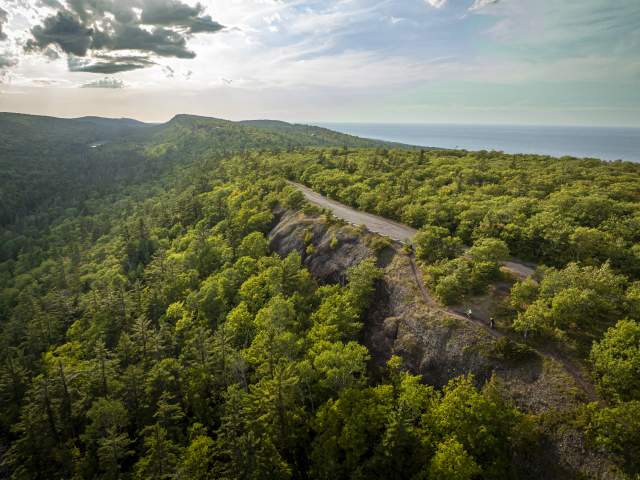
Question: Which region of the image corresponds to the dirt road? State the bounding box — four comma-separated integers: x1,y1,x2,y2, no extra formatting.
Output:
289,182,417,243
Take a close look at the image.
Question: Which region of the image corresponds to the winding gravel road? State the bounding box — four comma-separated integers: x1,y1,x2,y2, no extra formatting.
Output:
290,181,536,279
289,182,418,243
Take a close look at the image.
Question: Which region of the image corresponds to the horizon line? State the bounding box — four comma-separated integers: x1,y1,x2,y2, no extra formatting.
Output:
1,110,639,130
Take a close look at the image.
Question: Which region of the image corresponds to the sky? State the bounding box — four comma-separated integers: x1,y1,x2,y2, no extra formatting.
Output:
0,0,638,126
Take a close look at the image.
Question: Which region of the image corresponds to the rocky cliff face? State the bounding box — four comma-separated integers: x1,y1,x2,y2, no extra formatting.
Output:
269,209,623,480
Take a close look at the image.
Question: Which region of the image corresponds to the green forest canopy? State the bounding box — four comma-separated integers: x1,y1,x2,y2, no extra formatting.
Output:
0,114,639,478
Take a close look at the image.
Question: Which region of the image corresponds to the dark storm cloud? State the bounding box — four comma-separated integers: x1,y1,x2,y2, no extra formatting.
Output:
140,0,200,25
68,55,155,73
66,0,138,24
140,0,223,33
27,10,93,56
72,61,147,73
109,25,195,58
0,8,8,41
187,15,224,33
26,0,224,72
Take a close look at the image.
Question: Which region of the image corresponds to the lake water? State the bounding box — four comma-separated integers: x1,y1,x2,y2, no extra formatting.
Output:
319,123,640,162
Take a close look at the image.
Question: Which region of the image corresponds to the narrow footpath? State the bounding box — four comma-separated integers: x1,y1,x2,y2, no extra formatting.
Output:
408,254,597,401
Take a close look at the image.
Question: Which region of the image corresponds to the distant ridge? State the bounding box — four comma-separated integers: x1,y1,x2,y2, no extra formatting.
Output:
74,116,153,128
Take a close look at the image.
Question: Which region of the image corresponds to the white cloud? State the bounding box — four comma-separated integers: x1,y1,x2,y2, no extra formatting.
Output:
469,0,499,12
425,0,447,8
263,13,281,25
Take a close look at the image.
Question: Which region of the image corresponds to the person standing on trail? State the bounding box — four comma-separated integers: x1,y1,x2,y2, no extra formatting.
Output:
466,309,472,319
490,317,495,329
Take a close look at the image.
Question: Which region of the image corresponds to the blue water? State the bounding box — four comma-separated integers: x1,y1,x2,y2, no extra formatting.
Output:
319,123,640,162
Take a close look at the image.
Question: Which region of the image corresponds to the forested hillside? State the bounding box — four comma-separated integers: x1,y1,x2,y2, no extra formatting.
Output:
0,113,385,229
0,115,639,479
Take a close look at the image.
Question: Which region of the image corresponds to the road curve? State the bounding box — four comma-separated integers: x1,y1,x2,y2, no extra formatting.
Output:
290,181,536,279
288,181,417,243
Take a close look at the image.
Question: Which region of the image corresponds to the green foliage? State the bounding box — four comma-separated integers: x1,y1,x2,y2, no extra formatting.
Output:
283,188,306,210
310,368,530,480
487,337,536,364
430,375,531,478
1,116,634,479
433,271,468,305
366,235,392,254
428,437,481,480
510,278,539,311
582,400,640,477
238,231,269,259
590,319,640,402
345,257,383,312
177,430,215,480
415,226,464,264
511,262,628,342
134,423,181,479
468,237,509,264
312,341,369,393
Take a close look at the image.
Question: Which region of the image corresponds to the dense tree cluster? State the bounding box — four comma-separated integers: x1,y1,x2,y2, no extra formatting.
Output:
0,133,537,479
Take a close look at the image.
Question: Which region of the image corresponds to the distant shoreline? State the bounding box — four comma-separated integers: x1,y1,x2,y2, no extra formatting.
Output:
318,122,640,162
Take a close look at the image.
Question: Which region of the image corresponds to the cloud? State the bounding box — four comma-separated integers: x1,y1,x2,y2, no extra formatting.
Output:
107,25,196,58
0,52,17,69
28,10,93,56
37,0,64,8
140,0,223,33
163,64,175,77
0,7,8,41
81,77,125,88
469,0,499,12
187,15,224,33
0,51,17,82
68,55,155,73
24,0,224,72
425,0,447,8
43,47,60,60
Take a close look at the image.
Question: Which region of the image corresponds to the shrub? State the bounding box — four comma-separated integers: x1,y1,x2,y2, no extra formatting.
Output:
434,273,466,305
488,337,536,364
415,226,463,264
590,319,640,401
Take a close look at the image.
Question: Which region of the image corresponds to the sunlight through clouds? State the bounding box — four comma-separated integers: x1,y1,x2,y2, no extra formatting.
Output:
0,0,637,125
